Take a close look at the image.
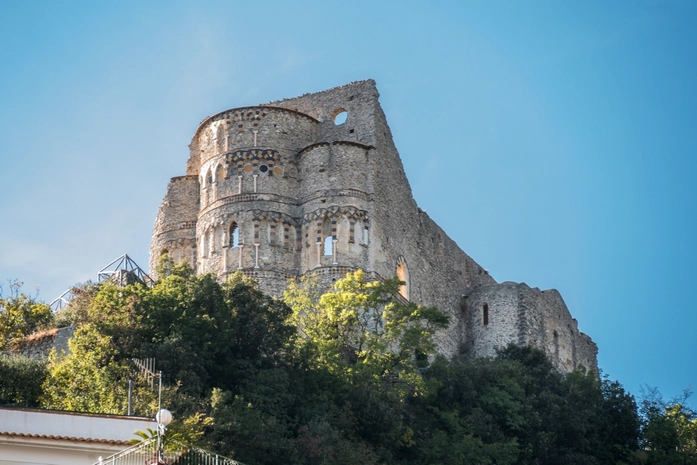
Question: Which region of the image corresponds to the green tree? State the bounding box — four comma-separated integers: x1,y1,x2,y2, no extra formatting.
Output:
280,271,450,463
0,281,52,350
0,354,48,407
42,261,299,456
23,262,647,465
405,346,640,465
40,324,156,414
639,388,697,465
285,270,448,397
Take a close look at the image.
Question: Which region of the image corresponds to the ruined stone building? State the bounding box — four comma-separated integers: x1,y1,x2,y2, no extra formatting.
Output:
150,80,597,372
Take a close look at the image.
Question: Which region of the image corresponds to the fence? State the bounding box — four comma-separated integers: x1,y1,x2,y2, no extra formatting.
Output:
95,438,241,465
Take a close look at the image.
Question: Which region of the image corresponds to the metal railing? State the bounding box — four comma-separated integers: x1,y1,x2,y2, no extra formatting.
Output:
98,254,155,287
50,254,154,312
95,438,241,465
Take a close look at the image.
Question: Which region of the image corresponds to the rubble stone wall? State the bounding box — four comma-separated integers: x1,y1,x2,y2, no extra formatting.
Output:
150,80,597,372
463,282,597,371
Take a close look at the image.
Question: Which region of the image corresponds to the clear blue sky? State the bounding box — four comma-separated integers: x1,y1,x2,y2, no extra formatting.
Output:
1,0,695,405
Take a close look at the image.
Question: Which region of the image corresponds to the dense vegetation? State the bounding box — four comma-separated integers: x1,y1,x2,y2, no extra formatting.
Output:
1,263,695,464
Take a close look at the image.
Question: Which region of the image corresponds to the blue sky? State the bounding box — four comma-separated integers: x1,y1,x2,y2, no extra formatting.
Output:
1,1,695,405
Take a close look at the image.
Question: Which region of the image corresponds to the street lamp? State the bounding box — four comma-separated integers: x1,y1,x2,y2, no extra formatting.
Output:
156,408,173,429
156,407,172,463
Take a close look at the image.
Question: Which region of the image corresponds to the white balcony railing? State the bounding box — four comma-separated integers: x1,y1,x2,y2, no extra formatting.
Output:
95,438,241,465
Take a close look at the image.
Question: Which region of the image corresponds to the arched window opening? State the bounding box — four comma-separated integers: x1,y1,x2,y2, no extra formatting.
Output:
206,169,213,186
396,260,409,300
321,217,334,256
229,222,239,248
483,303,489,326
215,165,225,200
160,249,169,257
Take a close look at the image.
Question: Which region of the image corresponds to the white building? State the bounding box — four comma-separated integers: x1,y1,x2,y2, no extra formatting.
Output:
0,406,154,465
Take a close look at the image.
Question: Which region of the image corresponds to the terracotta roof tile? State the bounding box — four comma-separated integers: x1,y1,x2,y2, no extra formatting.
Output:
0,430,130,445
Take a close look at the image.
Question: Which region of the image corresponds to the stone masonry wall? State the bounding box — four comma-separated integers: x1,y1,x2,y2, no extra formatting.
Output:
463,282,597,372
519,284,597,372
150,175,199,274
150,80,598,372
12,326,76,359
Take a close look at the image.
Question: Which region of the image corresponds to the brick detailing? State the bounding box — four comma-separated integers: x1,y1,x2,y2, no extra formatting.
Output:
223,149,282,177
303,206,368,246
160,221,197,235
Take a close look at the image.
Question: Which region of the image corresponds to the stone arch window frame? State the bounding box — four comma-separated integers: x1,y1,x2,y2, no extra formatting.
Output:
303,206,368,264
199,156,226,205
222,218,245,272
214,163,225,201
207,227,216,257
161,237,197,267
320,216,336,255
200,230,209,259
200,165,214,208
248,209,300,244
396,256,409,301
316,216,337,265
268,219,279,245
214,121,226,155
228,221,241,249
323,235,334,257
270,213,300,251
204,118,226,157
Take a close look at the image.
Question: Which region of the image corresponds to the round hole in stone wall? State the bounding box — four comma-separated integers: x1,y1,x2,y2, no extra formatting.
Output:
333,110,348,125
259,165,269,173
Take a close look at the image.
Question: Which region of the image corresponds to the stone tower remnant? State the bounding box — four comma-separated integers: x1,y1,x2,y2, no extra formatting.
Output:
150,79,597,372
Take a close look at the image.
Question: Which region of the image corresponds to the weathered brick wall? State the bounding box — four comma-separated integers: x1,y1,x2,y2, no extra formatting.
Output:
150,80,598,372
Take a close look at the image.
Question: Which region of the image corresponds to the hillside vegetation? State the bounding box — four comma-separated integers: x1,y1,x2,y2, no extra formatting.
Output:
1,261,695,465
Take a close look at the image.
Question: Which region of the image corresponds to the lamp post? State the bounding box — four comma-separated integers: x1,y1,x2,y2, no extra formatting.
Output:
156,408,172,463
155,369,171,464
